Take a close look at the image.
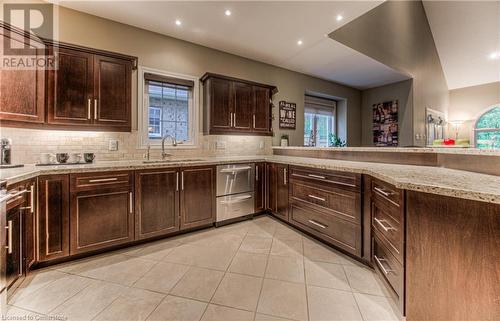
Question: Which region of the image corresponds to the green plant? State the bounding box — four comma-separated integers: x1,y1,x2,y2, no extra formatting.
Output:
328,134,346,147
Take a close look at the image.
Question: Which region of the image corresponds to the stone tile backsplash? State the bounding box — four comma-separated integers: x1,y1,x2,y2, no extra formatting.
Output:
0,127,272,164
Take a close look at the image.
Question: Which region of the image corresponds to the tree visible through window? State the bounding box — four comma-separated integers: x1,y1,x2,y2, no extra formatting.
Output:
475,106,500,149
303,95,336,147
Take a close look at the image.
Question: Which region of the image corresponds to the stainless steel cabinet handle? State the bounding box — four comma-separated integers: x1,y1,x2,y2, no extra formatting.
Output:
30,184,34,213
220,166,252,173
283,168,287,185
220,194,253,204
181,172,184,190
5,220,12,254
374,255,394,275
374,187,393,197
253,114,256,128
308,194,326,202
374,218,395,232
129,192,133,214
87,99,91,119
308,219,327,229
229,113,233,127
88,177,118,183
176,172,179,191
233,113,236,127
256,165,259,181
308,174,326,179
94,99,98,120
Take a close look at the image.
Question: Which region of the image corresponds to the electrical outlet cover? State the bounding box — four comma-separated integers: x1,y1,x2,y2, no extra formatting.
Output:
108,139,119,151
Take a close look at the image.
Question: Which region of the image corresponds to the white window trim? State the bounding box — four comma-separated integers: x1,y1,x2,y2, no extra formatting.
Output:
138,66,199,149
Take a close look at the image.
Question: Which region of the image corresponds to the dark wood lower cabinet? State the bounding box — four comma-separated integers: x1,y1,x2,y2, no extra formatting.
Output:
23,180,36,270
254,162,265,212
38,175,70,262
135,169,180,240
180,166,216,230
266,163,288,221
70,173,134,255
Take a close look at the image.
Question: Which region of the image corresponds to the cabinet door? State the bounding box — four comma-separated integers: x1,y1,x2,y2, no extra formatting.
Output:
93,55,131,129
47,48,93,125
276,164,289,221
255,163,266,212
209,78,232,131
180,166,215,230
253,86,271,133
135,169,180,240
70,187,134,255
38,175,70,262
6,204,22,288
0,30,45,123
232,82,253,131
266,163,277,212
24,182,36,270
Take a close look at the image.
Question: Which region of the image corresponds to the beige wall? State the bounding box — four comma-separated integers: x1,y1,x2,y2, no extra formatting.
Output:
330,0,449,146
361,79,413,146
448,81,500,140
54,6,361,147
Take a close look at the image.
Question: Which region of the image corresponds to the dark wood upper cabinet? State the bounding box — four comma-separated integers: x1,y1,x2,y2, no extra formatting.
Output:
47,48,93,125
93,55,131,128
201,73,276,136
37,174,70,263
69,171,134,255
180,166,216,230
135,169,180,240
0,27,45,124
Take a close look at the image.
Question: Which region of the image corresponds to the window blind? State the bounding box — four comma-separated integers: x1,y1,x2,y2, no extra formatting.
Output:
305,95,336,115
144,72,194,88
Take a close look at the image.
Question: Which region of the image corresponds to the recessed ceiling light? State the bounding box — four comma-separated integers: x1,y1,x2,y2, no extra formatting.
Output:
175,19,182,26
336,14,343,21
489,51,499,60
225,9,232,16
297,40,303,45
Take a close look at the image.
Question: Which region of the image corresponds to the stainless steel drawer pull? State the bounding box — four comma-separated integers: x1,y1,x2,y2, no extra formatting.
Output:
5,220,12,254
181,172,184,190
176,172,179,191
94,99,98,120
253,114,256,128
308,174,326,179
283,168,287,185
374,255,394,275
220,166,252,173
88,177,118,183
220,195,253,204
308,219,327,229
129,192,133,214
87,99,91,119
308,194,326,202
374,187,393,197
30,184,34,213
374,218,395,232
255,165,259,181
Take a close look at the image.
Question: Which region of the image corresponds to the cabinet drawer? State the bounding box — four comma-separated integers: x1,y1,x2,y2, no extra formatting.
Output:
373,235,403,299
290,182,360,224
290,166,361,192
71,171,132,191
372,201,403,263
372,179,403,209
289,200,361,256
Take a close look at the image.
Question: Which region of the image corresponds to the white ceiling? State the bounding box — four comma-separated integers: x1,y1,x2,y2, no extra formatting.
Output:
55,0,410,89
423,1,500,90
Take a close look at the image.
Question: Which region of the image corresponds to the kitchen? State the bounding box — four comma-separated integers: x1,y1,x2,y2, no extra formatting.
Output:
0,1,499,321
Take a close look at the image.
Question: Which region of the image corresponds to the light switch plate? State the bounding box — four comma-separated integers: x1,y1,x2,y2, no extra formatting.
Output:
259,141,265,149
108,139,119,151
215,141,226,149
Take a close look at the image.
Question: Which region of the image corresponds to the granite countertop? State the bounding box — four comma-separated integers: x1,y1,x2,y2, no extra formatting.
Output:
1,155,499,204
272,146,500,156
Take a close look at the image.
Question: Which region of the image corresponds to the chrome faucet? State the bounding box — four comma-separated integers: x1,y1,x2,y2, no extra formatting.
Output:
161,134,177,159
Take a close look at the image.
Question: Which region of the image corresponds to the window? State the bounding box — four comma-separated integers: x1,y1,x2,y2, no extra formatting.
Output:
304,95,337,147
139,67,198,148
474,106,500,149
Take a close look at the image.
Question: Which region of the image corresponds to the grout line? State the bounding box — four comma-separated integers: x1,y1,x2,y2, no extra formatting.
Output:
302,236,311,321
254,233,273,321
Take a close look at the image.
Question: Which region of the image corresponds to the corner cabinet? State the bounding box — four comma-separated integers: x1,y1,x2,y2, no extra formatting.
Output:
266,163,289,221
201,73,276,136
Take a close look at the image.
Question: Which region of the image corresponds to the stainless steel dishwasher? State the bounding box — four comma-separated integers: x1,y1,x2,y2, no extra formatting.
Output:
216,163,255,226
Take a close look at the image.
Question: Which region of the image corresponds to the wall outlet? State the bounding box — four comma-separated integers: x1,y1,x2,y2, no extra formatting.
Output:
259,141,265,149
108,139,119,151
215,141,226,150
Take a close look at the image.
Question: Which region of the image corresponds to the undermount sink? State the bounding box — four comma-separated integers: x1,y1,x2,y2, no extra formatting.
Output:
142,158,204,164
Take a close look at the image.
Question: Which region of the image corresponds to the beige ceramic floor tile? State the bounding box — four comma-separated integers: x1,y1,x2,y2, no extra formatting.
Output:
4,305,47,319
93,287,165,321
246,221,276,238
303,239,346,264
343,265,391,297
307,285,363,321
353,293,401,321
200,304,254,321
257,279,308,321
8,269,68,303
170,267,224,302
11,274,93,314
228,252,268,277
273,226,303,242
240,235,273,254
164,244,236,271
305,260,351,291
270,239,303,258
51,280,125,320
147,295,207,321
265,256,304,284
133,262,189,293
254,313,294,321
124,239,181,261
211,273,263,311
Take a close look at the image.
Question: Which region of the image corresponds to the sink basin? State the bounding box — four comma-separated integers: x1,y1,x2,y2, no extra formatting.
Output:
143,158,204,164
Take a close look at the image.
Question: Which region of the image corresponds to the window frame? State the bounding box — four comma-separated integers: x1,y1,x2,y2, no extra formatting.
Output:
303,96,337,147
138,66,199,149
473,104,500,148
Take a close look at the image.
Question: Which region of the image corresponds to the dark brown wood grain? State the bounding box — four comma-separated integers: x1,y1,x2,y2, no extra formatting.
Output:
180,166,216,230
37,174,70,262
266,163,289,221
135,169,180,240
405,191,500,321
207,77,232,132
232,81,253,131
253,86,271,132
254,162,266,212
